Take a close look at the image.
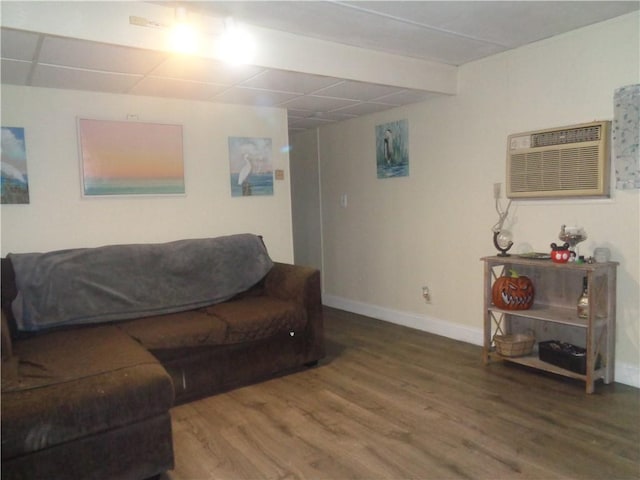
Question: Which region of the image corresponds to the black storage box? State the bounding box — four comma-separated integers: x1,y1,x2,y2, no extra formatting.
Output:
538,340,588,374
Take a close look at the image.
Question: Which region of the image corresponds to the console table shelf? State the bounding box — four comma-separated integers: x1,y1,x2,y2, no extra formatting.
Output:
487,304,608,328
481,255,617,393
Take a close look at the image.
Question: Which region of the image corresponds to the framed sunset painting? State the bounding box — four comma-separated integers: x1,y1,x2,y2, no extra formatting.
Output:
78,118,184,196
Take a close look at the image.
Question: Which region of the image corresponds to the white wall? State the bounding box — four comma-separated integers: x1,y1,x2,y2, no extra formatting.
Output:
0,85,294,262
315,12,640,386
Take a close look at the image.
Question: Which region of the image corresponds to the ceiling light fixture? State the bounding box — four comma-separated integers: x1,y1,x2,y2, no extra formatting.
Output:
129,10,256,63
215,17,256,66
129,10,198,55
167,7,198,54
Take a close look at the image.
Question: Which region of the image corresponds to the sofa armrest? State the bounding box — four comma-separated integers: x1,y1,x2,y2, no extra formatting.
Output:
1,310,12,361
264,263,321,310
264,263,324,362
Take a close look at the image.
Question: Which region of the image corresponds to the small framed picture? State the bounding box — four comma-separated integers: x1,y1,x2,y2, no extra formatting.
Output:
376,119,409,179
228,136,273,196
1,126,30,204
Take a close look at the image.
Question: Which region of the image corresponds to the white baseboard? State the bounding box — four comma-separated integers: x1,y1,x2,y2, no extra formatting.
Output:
322,294,484,346
322,294,639,390
615,361,640,389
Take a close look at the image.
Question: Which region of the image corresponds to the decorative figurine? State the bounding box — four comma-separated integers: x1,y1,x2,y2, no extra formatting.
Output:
493,230,513,257
492,193,512,256
492,269,534,310
550,242,571,263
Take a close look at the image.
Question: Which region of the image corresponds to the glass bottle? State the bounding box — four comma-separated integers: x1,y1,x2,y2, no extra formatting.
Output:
577,276,589,319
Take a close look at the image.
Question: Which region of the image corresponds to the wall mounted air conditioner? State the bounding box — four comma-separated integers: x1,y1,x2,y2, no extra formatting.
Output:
506,121,610,199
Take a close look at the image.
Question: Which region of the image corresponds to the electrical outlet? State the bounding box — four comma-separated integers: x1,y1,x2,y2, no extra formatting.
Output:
422,286,431,303
493,182,502,199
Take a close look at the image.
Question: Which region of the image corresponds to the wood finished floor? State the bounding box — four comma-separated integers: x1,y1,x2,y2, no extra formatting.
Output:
160,307,640,480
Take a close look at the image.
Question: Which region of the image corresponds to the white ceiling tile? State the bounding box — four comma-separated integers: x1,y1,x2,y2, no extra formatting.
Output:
347,1,640,48
281,95,359,112
241,70,341,94
316,3,503,64
288,116,334,129
191,1,638,66
150,55,264,85
1,29,40,61
1,59,32,85
287,109,359,124
38,36,167,74
314,81,403,102
375,90,438,106
189,1,501,65
31,65,142,93
186,2,346,40
292,110,357,123
212,87,299,107
129,76,228,100
313,111,359,121
331,102,396,116
286,108,314,118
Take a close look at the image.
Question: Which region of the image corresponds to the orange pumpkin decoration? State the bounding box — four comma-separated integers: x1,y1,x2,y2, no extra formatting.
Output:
492,270,534,310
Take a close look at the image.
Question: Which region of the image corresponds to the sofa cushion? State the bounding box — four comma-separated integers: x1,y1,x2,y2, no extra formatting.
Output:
206,297,307,343
1,326,173,459
118,308,228,350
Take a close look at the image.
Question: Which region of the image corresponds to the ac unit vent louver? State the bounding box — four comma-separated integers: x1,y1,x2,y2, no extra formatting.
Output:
506,121,610,199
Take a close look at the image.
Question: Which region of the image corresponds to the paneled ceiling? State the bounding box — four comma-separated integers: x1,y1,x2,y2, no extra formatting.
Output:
1,1,638,133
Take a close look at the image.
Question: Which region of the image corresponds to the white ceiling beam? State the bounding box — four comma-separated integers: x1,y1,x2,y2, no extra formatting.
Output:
1,1,457,95
250,25,457,94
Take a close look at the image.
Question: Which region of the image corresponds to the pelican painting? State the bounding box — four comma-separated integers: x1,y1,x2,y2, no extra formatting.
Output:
228,136,274,197
375,119,409,179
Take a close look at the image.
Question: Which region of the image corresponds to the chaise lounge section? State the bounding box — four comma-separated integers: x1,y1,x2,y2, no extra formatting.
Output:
1,322,175,480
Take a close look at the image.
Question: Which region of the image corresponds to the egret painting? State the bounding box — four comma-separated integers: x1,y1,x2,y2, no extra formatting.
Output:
228,137,273,197
78,118,184,196
1,126,30,204
376,119,409,178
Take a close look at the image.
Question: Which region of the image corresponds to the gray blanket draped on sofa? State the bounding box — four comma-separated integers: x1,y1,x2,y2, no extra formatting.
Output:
10,233,273,332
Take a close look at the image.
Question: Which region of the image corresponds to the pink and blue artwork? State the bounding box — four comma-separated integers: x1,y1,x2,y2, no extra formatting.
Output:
78,118,184,196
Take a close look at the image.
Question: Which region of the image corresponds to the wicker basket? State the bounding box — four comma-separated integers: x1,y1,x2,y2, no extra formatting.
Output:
494,333,535,357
